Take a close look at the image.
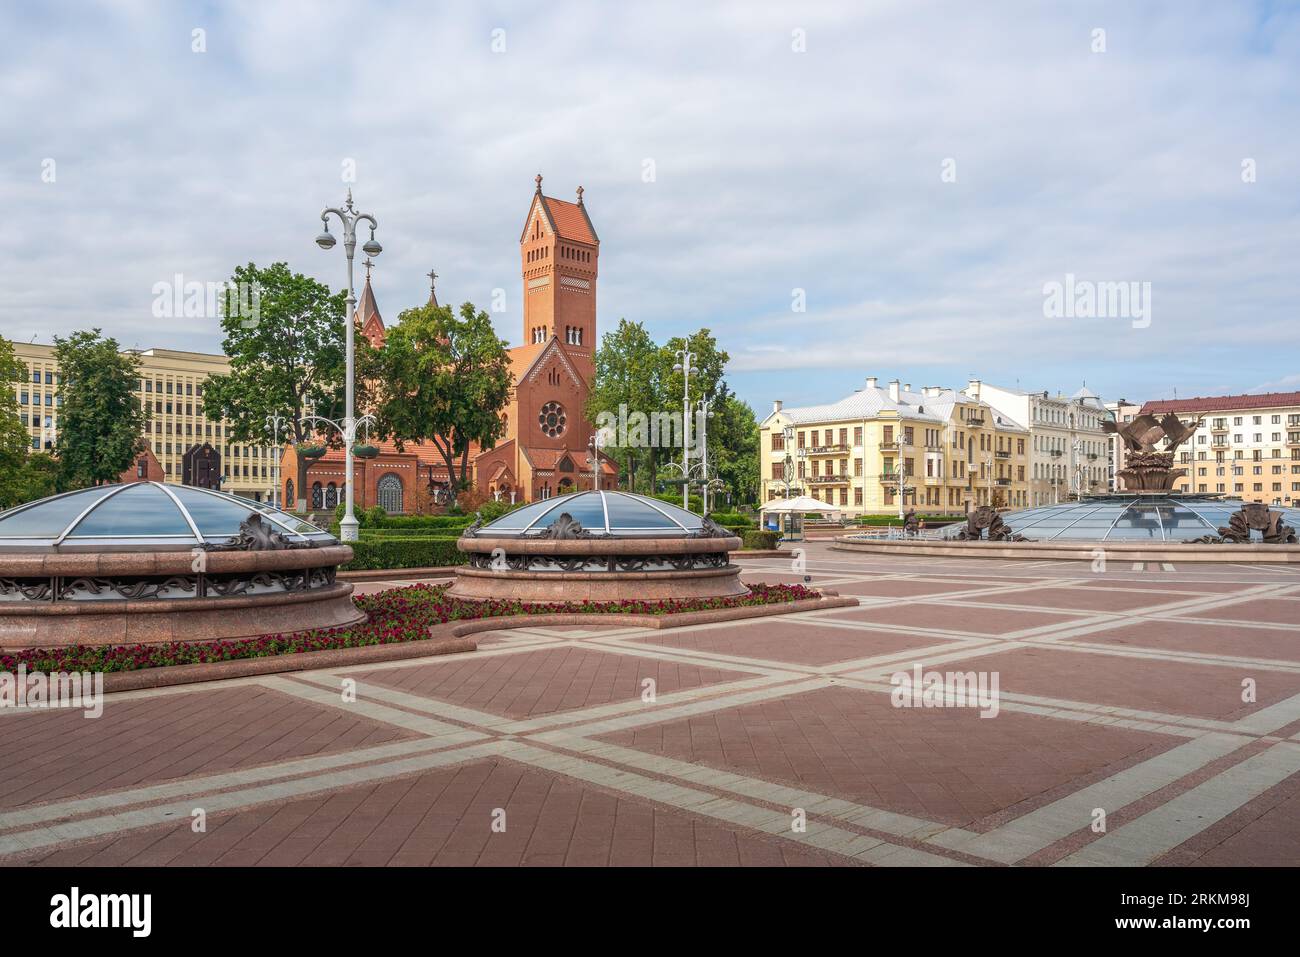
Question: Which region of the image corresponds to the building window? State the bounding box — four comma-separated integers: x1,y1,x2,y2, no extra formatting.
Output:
377,473,404,514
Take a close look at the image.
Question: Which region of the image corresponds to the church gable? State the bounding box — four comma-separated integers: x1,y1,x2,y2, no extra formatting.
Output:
518,337,586,391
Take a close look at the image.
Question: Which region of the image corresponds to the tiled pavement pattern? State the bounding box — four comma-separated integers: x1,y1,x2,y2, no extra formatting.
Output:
2,544,1298,867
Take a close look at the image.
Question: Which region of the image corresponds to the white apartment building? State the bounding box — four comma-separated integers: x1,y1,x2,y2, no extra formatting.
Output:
964,381,1110,506
1141,392,1300,506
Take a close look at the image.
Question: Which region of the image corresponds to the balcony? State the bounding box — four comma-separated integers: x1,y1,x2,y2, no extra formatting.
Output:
805,444,849,455
879,440,911,451
807,474,849,485
877,473,912,485
995,450,1011,459
995,477,1012,486
965,414,985,426
1048,449,1063,457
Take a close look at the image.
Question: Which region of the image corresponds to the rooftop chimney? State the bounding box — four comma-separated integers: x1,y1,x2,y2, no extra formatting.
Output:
865,376,878,389
772,399,783,413
967,378,981,398
903,383,912,393
888,379,901,403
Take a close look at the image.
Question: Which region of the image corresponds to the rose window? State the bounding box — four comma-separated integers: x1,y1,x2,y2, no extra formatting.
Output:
538,401,567,438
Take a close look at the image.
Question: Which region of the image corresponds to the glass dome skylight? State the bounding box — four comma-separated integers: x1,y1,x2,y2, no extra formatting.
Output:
941,495,1300,543
0,483,335,550
479,491,704,537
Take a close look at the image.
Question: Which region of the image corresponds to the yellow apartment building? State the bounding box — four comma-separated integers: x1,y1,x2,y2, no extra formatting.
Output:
759,376,1031,517
10,342,275,502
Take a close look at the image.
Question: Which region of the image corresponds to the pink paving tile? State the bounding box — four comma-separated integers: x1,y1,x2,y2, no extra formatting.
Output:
9,758,851,867
949,645,1300,720
828,578,1008,598
598,685,1178,828
1155,772,1300,866
1179,597,1300,626
1072,578,1256,594
0,685,412,810
625,621,958,666
824,601,1083,636
961,586,1167,613
739,571,840,587
1087,620,1300,663
349,646,750,720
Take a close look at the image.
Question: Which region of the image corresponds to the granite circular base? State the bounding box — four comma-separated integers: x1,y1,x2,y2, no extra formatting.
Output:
833,536,1300,564
0,581,366,649
446,564,750,602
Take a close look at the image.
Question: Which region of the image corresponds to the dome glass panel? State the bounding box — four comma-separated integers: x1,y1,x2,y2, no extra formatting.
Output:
0,482,336,549
939,495,1300,543
477,491,705,537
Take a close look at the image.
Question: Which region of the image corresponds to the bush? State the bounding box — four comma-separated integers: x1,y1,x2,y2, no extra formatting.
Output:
708,512,753,528
720,524,749,538
477,499,524,523
368,514,473,530
741,530,779,550
855,513,964,527
341,537,466,570
358,528,465,540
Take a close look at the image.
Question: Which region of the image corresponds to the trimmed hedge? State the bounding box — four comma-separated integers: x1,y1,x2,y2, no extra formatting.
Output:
742,530,779,550
855,514,964,527
357,528,466,540
369,515,474,529
341,537,465,570
708,512,753,528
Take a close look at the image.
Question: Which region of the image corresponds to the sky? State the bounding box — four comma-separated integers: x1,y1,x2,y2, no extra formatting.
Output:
3,0,1298,418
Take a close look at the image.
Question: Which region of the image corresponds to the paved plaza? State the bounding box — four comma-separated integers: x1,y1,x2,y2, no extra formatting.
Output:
2,543,1299,867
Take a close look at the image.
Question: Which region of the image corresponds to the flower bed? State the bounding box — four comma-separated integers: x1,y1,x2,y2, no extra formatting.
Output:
2,582,817,675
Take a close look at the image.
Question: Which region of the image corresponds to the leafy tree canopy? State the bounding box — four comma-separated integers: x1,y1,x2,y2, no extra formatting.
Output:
372,301,513,508
52,329,149,488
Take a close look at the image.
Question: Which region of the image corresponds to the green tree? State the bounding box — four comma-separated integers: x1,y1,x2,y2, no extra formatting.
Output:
656,329,729,496
52,330,150,488
202,262,351,512
0,336,41,507
586,319,660,493
709,386,760,506
372,301,512,509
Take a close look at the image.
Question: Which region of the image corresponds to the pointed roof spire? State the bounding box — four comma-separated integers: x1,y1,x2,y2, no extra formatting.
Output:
426,268,439,308
354,266,385,347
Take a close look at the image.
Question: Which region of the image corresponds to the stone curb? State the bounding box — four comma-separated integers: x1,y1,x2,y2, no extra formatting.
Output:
95,592,852,693
99,637,478,693
338,566,458,582
831,537,1300,563
339,552,787,578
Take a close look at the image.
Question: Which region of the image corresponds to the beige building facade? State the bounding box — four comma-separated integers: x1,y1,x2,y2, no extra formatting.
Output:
11,342,275,502
965,381,1111,506
759,377,1031,517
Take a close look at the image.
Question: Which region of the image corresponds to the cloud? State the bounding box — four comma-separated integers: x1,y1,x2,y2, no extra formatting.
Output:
2,0,1297,412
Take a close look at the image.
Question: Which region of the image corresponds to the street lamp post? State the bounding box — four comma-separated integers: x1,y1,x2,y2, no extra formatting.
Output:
695,396,713,513
782,425,795,498
588,433,601,491
673,349,695,510
895,462,912,521
315,189,382,542
265,414,287,508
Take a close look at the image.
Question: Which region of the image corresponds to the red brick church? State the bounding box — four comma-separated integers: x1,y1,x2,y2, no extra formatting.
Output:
281,175,615,514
